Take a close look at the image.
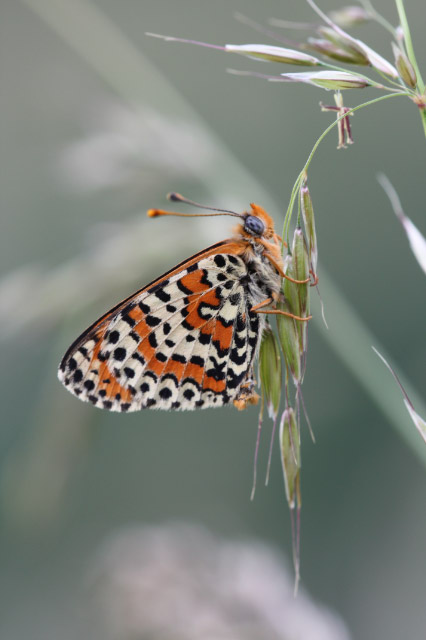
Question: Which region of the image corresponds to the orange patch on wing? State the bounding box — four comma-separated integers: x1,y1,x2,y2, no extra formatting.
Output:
183,362,204,385
212,320,233,352
185,290,221,330
129,305,144,323
179,271,211,295
162,358,186,381
143,352,166,378
133,318,151,341
203,376,226,393
103,377,134,403
92,361,134,404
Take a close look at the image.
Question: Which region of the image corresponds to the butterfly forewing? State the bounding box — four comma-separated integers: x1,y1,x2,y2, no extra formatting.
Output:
59,251,261,412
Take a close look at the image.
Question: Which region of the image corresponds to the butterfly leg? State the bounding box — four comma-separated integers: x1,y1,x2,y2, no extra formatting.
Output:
250,297,274,313
233,370,259,411
251,297,312,322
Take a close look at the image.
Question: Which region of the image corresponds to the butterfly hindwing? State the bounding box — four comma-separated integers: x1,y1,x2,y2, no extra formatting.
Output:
59,251,261,411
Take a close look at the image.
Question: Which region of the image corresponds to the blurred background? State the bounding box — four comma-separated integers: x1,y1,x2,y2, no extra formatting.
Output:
1,1,426,638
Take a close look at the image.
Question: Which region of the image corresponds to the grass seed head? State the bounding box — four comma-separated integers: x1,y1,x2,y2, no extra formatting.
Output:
307,38,367,65
225,44,319,66
277,302,302,385
391,43,417,89
281,70,370,90
280,408,301,509
259,325,282,419
300,183,318,274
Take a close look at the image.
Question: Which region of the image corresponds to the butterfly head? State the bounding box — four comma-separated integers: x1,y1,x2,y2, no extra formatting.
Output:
240,204,276,240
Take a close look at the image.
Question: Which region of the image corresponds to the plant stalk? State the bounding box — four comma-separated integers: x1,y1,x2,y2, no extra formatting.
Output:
283,92,408,242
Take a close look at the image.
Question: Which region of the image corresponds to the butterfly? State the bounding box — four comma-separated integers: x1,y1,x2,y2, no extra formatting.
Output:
58,193,310,413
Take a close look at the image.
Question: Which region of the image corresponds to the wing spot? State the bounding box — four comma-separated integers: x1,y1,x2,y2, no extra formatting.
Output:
155,289,171,302
139,302,150,314
172,354,186,364
199,332,211,346
146,315,161,328
214,254,226,268
108,330,120,344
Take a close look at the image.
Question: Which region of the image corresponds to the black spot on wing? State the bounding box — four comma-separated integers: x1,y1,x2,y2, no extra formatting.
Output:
214,254,226,268
154,288,171,302
108,330,120,344
114,347,127,361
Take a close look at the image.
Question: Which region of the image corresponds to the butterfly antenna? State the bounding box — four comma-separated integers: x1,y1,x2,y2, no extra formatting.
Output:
147,192,243,219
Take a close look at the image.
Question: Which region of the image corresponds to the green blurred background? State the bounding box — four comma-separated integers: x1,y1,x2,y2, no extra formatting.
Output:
1,0,426,638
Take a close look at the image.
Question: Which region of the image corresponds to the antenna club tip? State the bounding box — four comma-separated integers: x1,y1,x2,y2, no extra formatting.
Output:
167,192,183,202
147,209,160,218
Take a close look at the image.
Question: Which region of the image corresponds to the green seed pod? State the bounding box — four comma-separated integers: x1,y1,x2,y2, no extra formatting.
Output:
282,254,301,317
292,228,310,318
317,27,369,64
300,183,318,274
280,408,301,509
276,302,301,385
392,43,417,89
281,70,370,89
307,38,367,65
225,44,320,66
259,325,282,419
292,228,310,354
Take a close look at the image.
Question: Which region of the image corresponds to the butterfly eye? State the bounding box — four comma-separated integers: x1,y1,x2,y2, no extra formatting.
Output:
244,215,265,236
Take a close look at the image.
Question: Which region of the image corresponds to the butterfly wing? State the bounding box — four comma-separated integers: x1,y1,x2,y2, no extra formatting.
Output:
58,246,262,412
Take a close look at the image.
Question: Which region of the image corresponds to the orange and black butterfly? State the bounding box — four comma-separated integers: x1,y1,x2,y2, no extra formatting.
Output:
58,194,309,412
